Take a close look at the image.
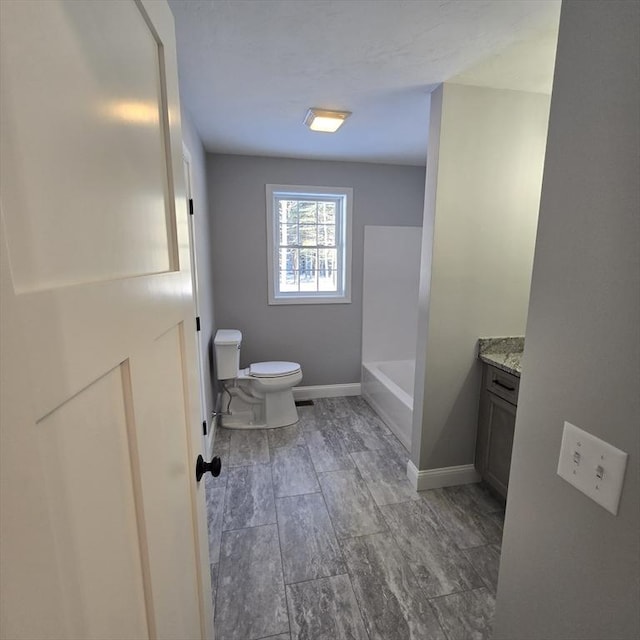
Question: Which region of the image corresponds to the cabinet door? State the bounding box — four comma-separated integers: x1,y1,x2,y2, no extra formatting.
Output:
485,393,517,499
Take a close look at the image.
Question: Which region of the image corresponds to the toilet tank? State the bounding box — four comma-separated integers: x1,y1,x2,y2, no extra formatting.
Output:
214,329,242,380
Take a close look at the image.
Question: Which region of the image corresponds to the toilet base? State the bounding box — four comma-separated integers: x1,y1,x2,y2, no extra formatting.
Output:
219,387,299,429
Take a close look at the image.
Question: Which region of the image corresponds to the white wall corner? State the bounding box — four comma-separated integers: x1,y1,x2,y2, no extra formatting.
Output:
293,383,361,401
406,460,481,491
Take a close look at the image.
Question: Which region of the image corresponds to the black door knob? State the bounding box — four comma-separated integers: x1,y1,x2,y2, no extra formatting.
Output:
195,455,222,482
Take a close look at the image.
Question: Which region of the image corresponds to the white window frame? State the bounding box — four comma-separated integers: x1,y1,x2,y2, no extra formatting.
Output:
266,184,353,305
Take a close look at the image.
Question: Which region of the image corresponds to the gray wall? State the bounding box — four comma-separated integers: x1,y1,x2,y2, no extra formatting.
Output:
493,2,640,638
181,109,217,431
207,154,425,386
412,83,550,469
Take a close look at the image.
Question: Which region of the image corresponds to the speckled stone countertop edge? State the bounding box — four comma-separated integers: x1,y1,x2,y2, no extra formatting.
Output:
477,336,524,355
477,336,524,377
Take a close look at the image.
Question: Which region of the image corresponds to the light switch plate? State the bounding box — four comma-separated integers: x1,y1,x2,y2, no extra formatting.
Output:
557,421,628,515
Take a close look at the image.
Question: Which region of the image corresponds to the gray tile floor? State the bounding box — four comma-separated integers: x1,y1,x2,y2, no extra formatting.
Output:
205,396,504,640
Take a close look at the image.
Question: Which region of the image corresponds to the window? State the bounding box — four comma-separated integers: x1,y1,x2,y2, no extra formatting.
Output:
266,184,352,304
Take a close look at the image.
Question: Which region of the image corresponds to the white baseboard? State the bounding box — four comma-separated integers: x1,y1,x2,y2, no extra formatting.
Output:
293,383,361,401
406,461,481,491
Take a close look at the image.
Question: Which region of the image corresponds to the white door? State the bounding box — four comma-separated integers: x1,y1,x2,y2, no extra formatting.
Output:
0,2,213,639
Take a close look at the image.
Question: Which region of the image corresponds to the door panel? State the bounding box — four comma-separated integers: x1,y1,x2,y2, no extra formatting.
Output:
130,325,201,639
0,0,176,292
0,1,212,638
38,366,149,640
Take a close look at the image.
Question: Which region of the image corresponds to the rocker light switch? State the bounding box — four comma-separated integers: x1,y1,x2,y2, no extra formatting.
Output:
557,422,628,515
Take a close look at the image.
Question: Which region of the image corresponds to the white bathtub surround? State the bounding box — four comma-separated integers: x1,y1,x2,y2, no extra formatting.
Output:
362,227,422,363
361,360,414,450
406,461,481,491
292,383,361,401
361,226,422,452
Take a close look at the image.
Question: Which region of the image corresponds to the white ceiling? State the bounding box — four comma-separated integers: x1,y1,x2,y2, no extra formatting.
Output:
168,0,560,166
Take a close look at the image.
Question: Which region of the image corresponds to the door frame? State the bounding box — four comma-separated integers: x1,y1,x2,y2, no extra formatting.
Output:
182,146,214,458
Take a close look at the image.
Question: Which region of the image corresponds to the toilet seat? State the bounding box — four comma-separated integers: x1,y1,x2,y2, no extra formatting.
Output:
249,361,301,378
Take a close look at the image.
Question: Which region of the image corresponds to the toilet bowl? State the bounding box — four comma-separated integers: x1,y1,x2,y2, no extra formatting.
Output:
214,330,302,429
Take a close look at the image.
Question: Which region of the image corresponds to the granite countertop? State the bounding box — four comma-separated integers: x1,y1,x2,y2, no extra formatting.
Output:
478,337,524,377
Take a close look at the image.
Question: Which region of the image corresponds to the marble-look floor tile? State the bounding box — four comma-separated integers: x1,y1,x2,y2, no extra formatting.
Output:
429,587,495,640
486,510,505,543
276,493,345,584
350,449,419,506
297,406,325,432
419,487,503,549
446,483,504,514
206,486,226,564
341,533,446,640
304,427,355,473
315,397,354,421
222,464,276,531
216,524,289,640
210,563,218,619
207,399,503,640
345,395,376,415
204,451,229,490
380,500,483,597
318,469,387,538
338,411,391,452
381,430,411,465
286,575,368,640
352,398,410,463
268,424,306,450
271,446,320,498
462,544,502,594
228,428,270,466
214,426,231,455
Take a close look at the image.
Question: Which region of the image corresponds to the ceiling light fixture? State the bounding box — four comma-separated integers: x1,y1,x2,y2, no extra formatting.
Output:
304,108,351,133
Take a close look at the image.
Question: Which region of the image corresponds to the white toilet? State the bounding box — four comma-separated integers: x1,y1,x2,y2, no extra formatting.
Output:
214,329,302,429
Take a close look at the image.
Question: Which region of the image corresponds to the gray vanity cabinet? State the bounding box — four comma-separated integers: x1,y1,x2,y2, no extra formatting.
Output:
476,364,520,501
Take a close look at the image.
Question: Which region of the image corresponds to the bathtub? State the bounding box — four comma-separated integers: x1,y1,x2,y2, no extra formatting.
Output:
361,359,414,451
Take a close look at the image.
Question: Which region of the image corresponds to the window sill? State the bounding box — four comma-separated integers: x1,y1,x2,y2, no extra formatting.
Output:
268,294,351,306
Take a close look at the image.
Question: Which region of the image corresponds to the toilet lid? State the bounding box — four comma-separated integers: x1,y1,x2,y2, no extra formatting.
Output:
249,361,301,378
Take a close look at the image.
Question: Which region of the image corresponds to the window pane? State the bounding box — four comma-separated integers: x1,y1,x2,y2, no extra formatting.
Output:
318,273,338,292
298,201,317,224
318,202,336,224
280,223,298,246
278,269,298,292
299,248,317,272
299,225,317,246
317,224,335,247
318,248,338,292
279,248,298,271
318,248,337,269
278,199,298,224
299,248,317,291
299,270,318,292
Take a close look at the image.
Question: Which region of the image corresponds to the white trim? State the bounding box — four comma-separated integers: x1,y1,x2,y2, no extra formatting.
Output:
206,416,215,459
265,184,353,305
293,383,361,400
182,145,211,463
406,461,481,491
